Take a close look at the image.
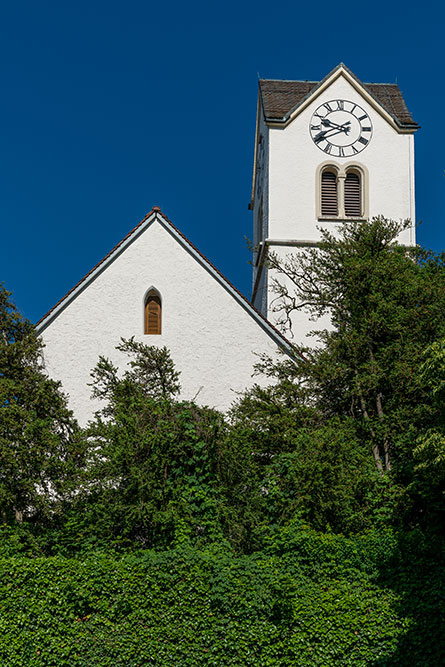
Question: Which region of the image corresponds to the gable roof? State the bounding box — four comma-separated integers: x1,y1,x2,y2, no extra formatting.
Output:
259,63,418,129
36,207,299,356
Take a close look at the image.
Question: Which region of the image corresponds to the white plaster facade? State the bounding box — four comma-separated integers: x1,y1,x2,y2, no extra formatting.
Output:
251,65,417,340
37,210,286,425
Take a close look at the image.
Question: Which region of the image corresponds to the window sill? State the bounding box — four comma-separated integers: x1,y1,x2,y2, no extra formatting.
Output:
318,216,367,222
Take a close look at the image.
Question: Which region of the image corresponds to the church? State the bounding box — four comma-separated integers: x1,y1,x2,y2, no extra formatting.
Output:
36,64,418,425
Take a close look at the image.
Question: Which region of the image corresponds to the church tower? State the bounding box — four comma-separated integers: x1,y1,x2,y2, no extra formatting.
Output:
250,64,418,341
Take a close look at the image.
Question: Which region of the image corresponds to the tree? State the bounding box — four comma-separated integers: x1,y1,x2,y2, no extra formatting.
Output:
263,217,445,476
0,284,80,524
81,339,226,548
89,336,181,417
409,338,445,529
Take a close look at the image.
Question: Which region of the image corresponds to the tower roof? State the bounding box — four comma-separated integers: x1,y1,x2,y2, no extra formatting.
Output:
259,63,418,129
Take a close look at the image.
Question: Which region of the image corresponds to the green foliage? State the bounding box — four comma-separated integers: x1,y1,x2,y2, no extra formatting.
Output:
262,419,379,533
74,340,227,550
1,224,444,665
90,337,181,417
0,526,442,666
0,284,81,524
407,339,445,529
266,217,445,476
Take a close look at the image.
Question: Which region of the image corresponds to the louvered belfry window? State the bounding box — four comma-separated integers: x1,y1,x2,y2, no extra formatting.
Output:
145,293,161,334
344,172,361,218
321,170,338,216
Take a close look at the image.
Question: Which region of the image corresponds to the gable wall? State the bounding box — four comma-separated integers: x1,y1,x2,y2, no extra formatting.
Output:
40,219,281,424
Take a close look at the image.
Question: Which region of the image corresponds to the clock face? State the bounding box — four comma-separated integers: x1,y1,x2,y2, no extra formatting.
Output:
310,99,373,157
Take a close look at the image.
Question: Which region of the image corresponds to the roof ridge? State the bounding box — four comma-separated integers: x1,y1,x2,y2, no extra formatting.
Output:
260,79,401,87
260,78,318,84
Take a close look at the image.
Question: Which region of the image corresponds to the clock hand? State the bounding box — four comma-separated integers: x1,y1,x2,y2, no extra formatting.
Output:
314,126,350,143
322,118,351,131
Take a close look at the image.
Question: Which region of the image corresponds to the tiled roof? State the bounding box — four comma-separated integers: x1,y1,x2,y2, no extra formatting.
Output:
259,74,418,128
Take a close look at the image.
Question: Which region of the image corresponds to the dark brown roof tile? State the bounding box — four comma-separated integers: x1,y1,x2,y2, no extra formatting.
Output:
259,75,418,128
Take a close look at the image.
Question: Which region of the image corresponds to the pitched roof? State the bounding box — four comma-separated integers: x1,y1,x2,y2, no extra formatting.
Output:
36,207,300,357
259,64,418,129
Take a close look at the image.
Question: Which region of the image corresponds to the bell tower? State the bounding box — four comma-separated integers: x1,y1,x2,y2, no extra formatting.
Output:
250,64,418,340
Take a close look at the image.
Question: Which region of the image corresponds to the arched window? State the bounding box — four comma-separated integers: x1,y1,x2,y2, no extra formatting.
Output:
317,162,368,220
321,169,338,217
144,290,161,335
344,171,362,217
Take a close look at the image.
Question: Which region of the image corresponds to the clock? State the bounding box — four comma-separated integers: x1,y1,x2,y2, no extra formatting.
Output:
310,99,372,157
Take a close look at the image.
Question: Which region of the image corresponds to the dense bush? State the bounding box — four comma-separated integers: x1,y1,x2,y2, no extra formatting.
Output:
0,526,442,666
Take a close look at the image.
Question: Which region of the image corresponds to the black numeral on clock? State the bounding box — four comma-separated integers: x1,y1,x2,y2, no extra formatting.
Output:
323,102,333,112
358,137,369,145
324,142,333,154
338,147,345,157
361,126,372,132
336,100,344,110
311,124,321,131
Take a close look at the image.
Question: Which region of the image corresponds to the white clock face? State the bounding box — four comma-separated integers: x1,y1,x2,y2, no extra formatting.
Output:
310,99,373,157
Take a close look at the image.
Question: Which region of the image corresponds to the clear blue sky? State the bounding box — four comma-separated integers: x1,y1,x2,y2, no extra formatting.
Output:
1,1,443,323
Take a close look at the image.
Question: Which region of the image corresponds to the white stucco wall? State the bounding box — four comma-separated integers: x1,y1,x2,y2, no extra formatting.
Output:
267,75,416,246
38,217,284,425
252,71,417,340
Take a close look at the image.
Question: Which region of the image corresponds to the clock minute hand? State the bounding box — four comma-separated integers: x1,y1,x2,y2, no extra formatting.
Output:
322,118,351,132
314,126,350,143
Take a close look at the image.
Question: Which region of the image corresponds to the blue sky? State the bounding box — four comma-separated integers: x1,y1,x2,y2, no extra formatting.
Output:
1,1,443,323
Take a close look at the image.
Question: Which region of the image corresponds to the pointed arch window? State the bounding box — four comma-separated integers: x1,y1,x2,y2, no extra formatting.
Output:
321,169,338,216
144,290,162,335
344,170,362,217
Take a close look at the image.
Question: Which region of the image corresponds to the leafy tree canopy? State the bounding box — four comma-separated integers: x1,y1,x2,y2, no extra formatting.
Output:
0,284,80,524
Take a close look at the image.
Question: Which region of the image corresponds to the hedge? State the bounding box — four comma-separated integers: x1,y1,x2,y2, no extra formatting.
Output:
0,526,442,666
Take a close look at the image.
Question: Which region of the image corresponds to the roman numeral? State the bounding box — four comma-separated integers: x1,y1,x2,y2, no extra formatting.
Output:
358,114,367,121
314,112,324,119
351,145,359,154
358,136,368,145
323,102,333,112
338,147,345,157
336,100,344,110
311,124,321,131
350,104,357,114
361,126,372,132
324,142,333,154
314,134,325,143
